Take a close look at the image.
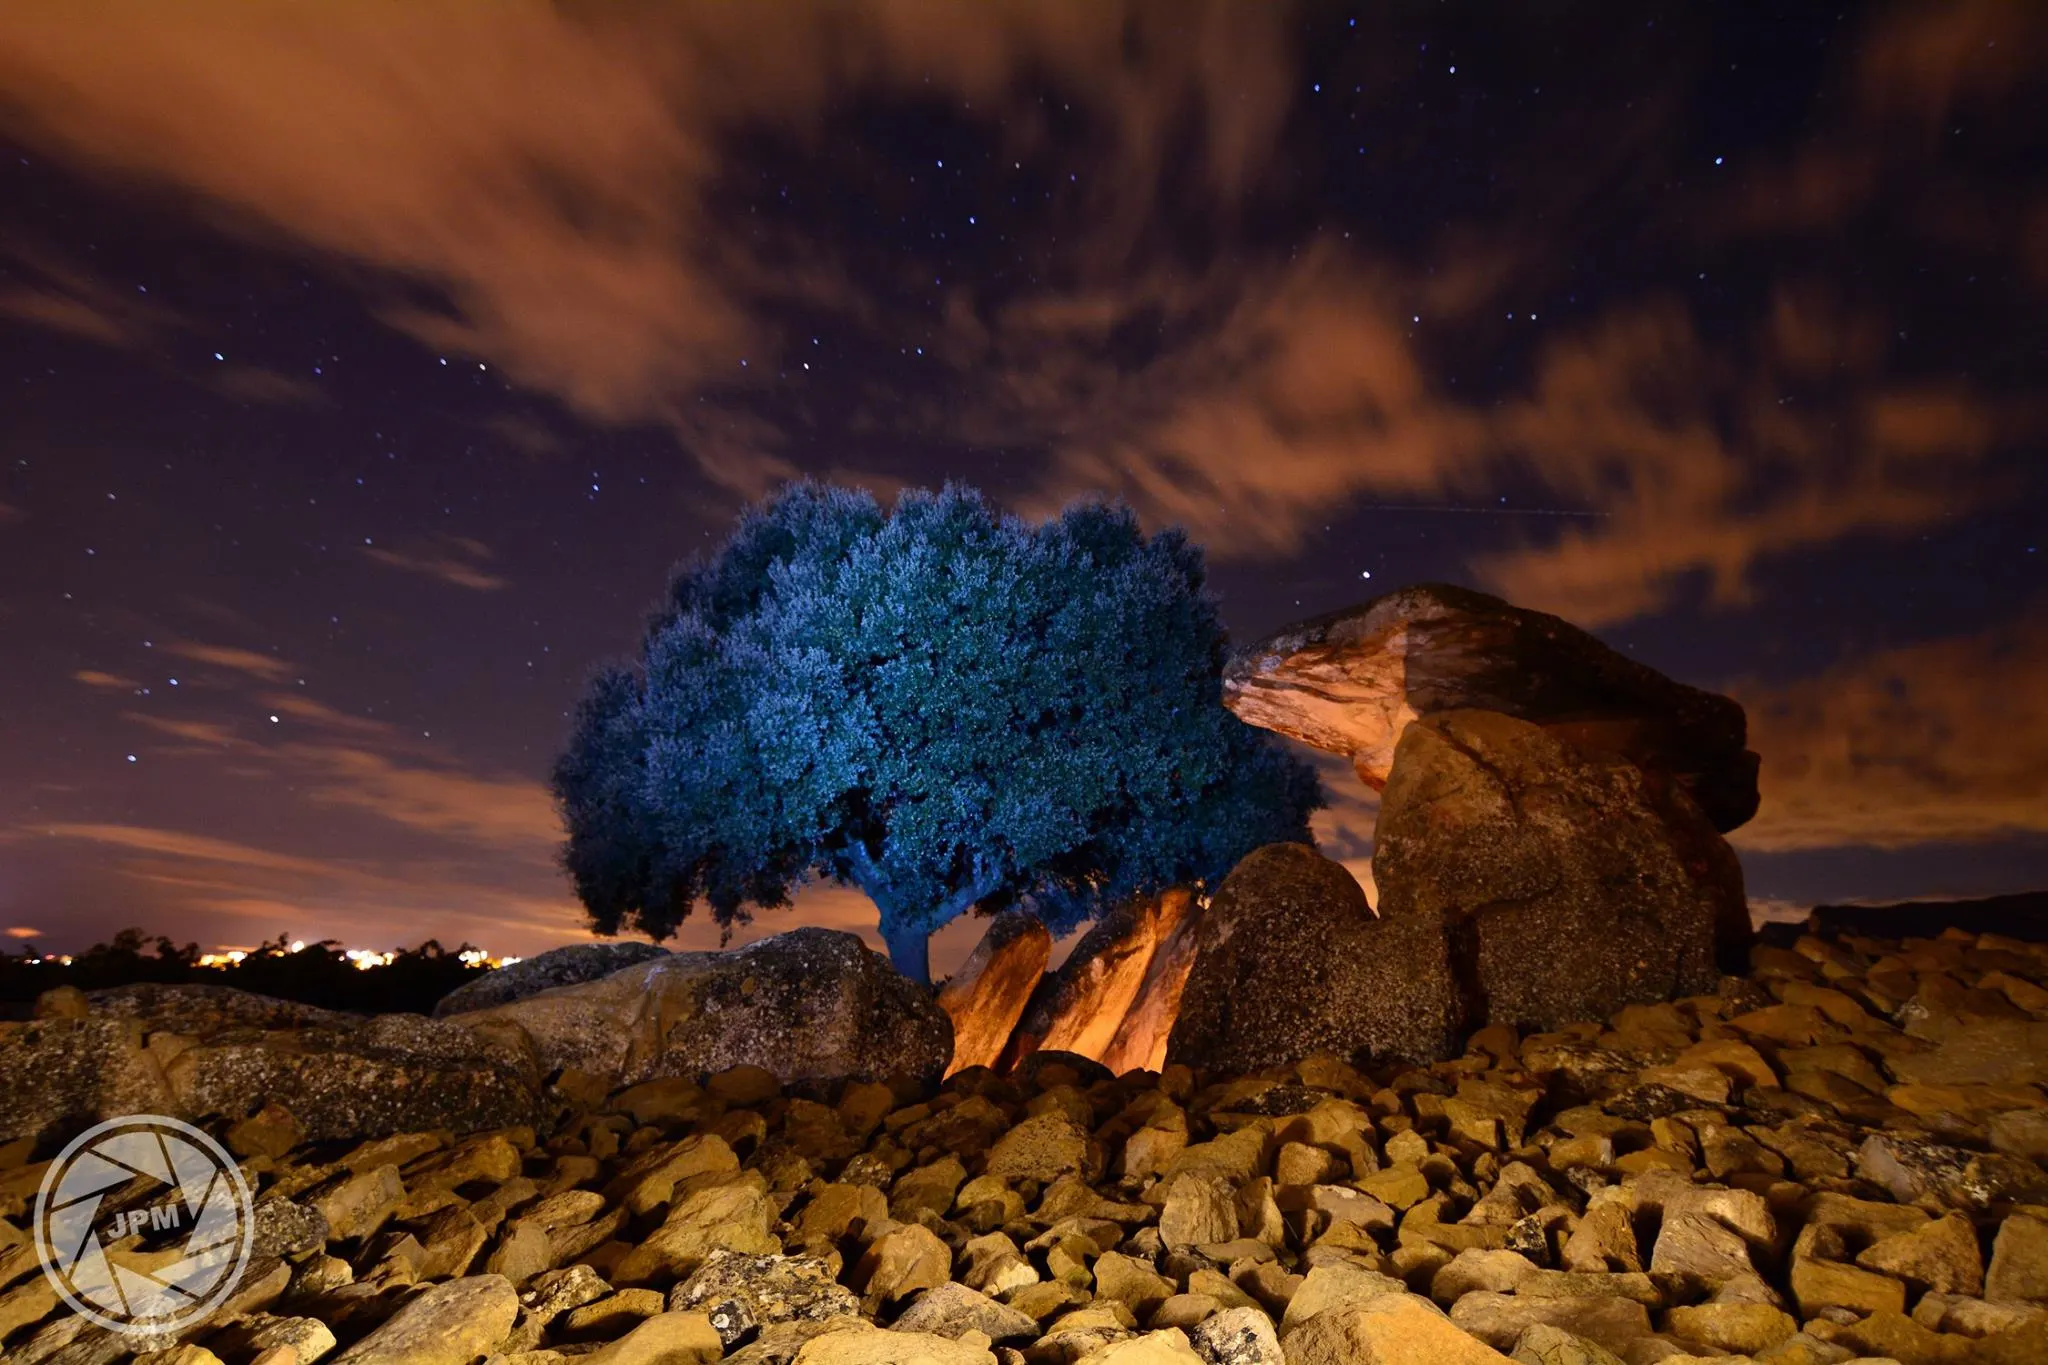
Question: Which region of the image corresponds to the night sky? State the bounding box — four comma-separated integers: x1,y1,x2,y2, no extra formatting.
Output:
2,3,2044,966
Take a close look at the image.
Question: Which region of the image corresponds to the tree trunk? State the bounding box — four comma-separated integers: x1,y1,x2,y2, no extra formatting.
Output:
882,920,932,987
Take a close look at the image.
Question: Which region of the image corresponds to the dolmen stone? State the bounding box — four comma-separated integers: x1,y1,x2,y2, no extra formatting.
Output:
937,910,1051,1076
1005,888,1197,1069
1373,710,1732,1031
1221,583,1760,833
1166,842,1458,1070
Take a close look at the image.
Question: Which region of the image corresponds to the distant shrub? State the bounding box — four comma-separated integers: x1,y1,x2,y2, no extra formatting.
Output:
0,929,487,1017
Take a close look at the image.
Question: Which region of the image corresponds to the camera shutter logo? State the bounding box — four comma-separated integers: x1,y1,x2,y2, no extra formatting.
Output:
34,1115,254,1337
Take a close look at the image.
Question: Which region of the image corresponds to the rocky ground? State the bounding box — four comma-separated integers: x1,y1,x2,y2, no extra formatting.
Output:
4,924,2048,1365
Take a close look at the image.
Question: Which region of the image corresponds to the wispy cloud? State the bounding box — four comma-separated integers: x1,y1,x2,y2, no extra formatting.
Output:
121,713,237,746
0,239,173,347
291,745,562,849
74,669,140,690
0,286,132,345
209,366,327,407
361,535,508,591
162,641,297,682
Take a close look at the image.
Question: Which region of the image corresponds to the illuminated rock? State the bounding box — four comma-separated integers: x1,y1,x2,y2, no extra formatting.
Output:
1100,892,1205,1075
937,910,1050,1076
1222,583,1759,833
1006,888,1196,1068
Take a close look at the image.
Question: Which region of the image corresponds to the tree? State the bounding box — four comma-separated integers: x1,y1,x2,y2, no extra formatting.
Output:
553,482,1323,984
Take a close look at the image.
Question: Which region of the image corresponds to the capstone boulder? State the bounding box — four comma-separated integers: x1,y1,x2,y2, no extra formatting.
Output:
1222,583,1759,832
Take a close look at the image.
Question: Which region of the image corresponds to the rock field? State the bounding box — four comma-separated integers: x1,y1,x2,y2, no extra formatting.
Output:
5,921,2048,1365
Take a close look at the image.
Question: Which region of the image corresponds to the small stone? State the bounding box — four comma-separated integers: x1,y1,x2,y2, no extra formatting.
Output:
330,1276,519,1365
1288,1292,1513,1365
1506,1323,1624,1365
852,1224,953,1311
794,1182,889,1245
1093,1252,1177,1319
608,1135,741,1216
1561,1202,1639,1274
1150,1294,1220,1331
1067,1330,1206,1362
1357,1164,1431,1210
1277,1261,1408,1334
614,1178,781,1284
1648,1211,1756,1295
562,1289,666,1337
133,1348,222,1365
1790,1231,1906,1318
890,1282,1037,1343
486,1220,555,1287
985,1113,1089,1183
222,1316,338,1365
1987,1213,2048,1304
669,1248,859,1345
1855,1211,1984,1297
1913,1291,2046,1336
227,1103,305,1159
1857,1132,2048,1212
1663,1302,1798,1355
1161,1176,1241,1249
579,1311,723,1365
783,1322,996,1363
1185,1306,1281,1365
1447,1293,1650,1357
1275,1142,1339,1187
1431,1250,1537,1304
313,1164,404,1242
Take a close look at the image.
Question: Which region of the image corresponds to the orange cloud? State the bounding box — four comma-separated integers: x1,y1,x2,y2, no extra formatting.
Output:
163,641,297,682
122,714,237,746
0,2,1292,490
361,535,508,591
74,669,140,690
292,746,563,850
1733,613,2048,853
0,287,132,345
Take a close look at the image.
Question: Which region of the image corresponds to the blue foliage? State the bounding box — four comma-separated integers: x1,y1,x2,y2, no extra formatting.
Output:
552,481,1323,981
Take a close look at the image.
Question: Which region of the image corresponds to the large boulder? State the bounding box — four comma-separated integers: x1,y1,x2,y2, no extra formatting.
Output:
464,927,952,1088
0,1016,179,1145
432,941,671,1017
164,1013,548,1141
1222,583,1760,832
1005,889,1196,1067
937,911,1051,1077
1372,709,1731,1032
1166,843,1458,1070
1,987,547,1145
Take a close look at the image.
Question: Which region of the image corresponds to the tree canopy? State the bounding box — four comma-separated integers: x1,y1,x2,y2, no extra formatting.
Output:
553,481,1322,983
